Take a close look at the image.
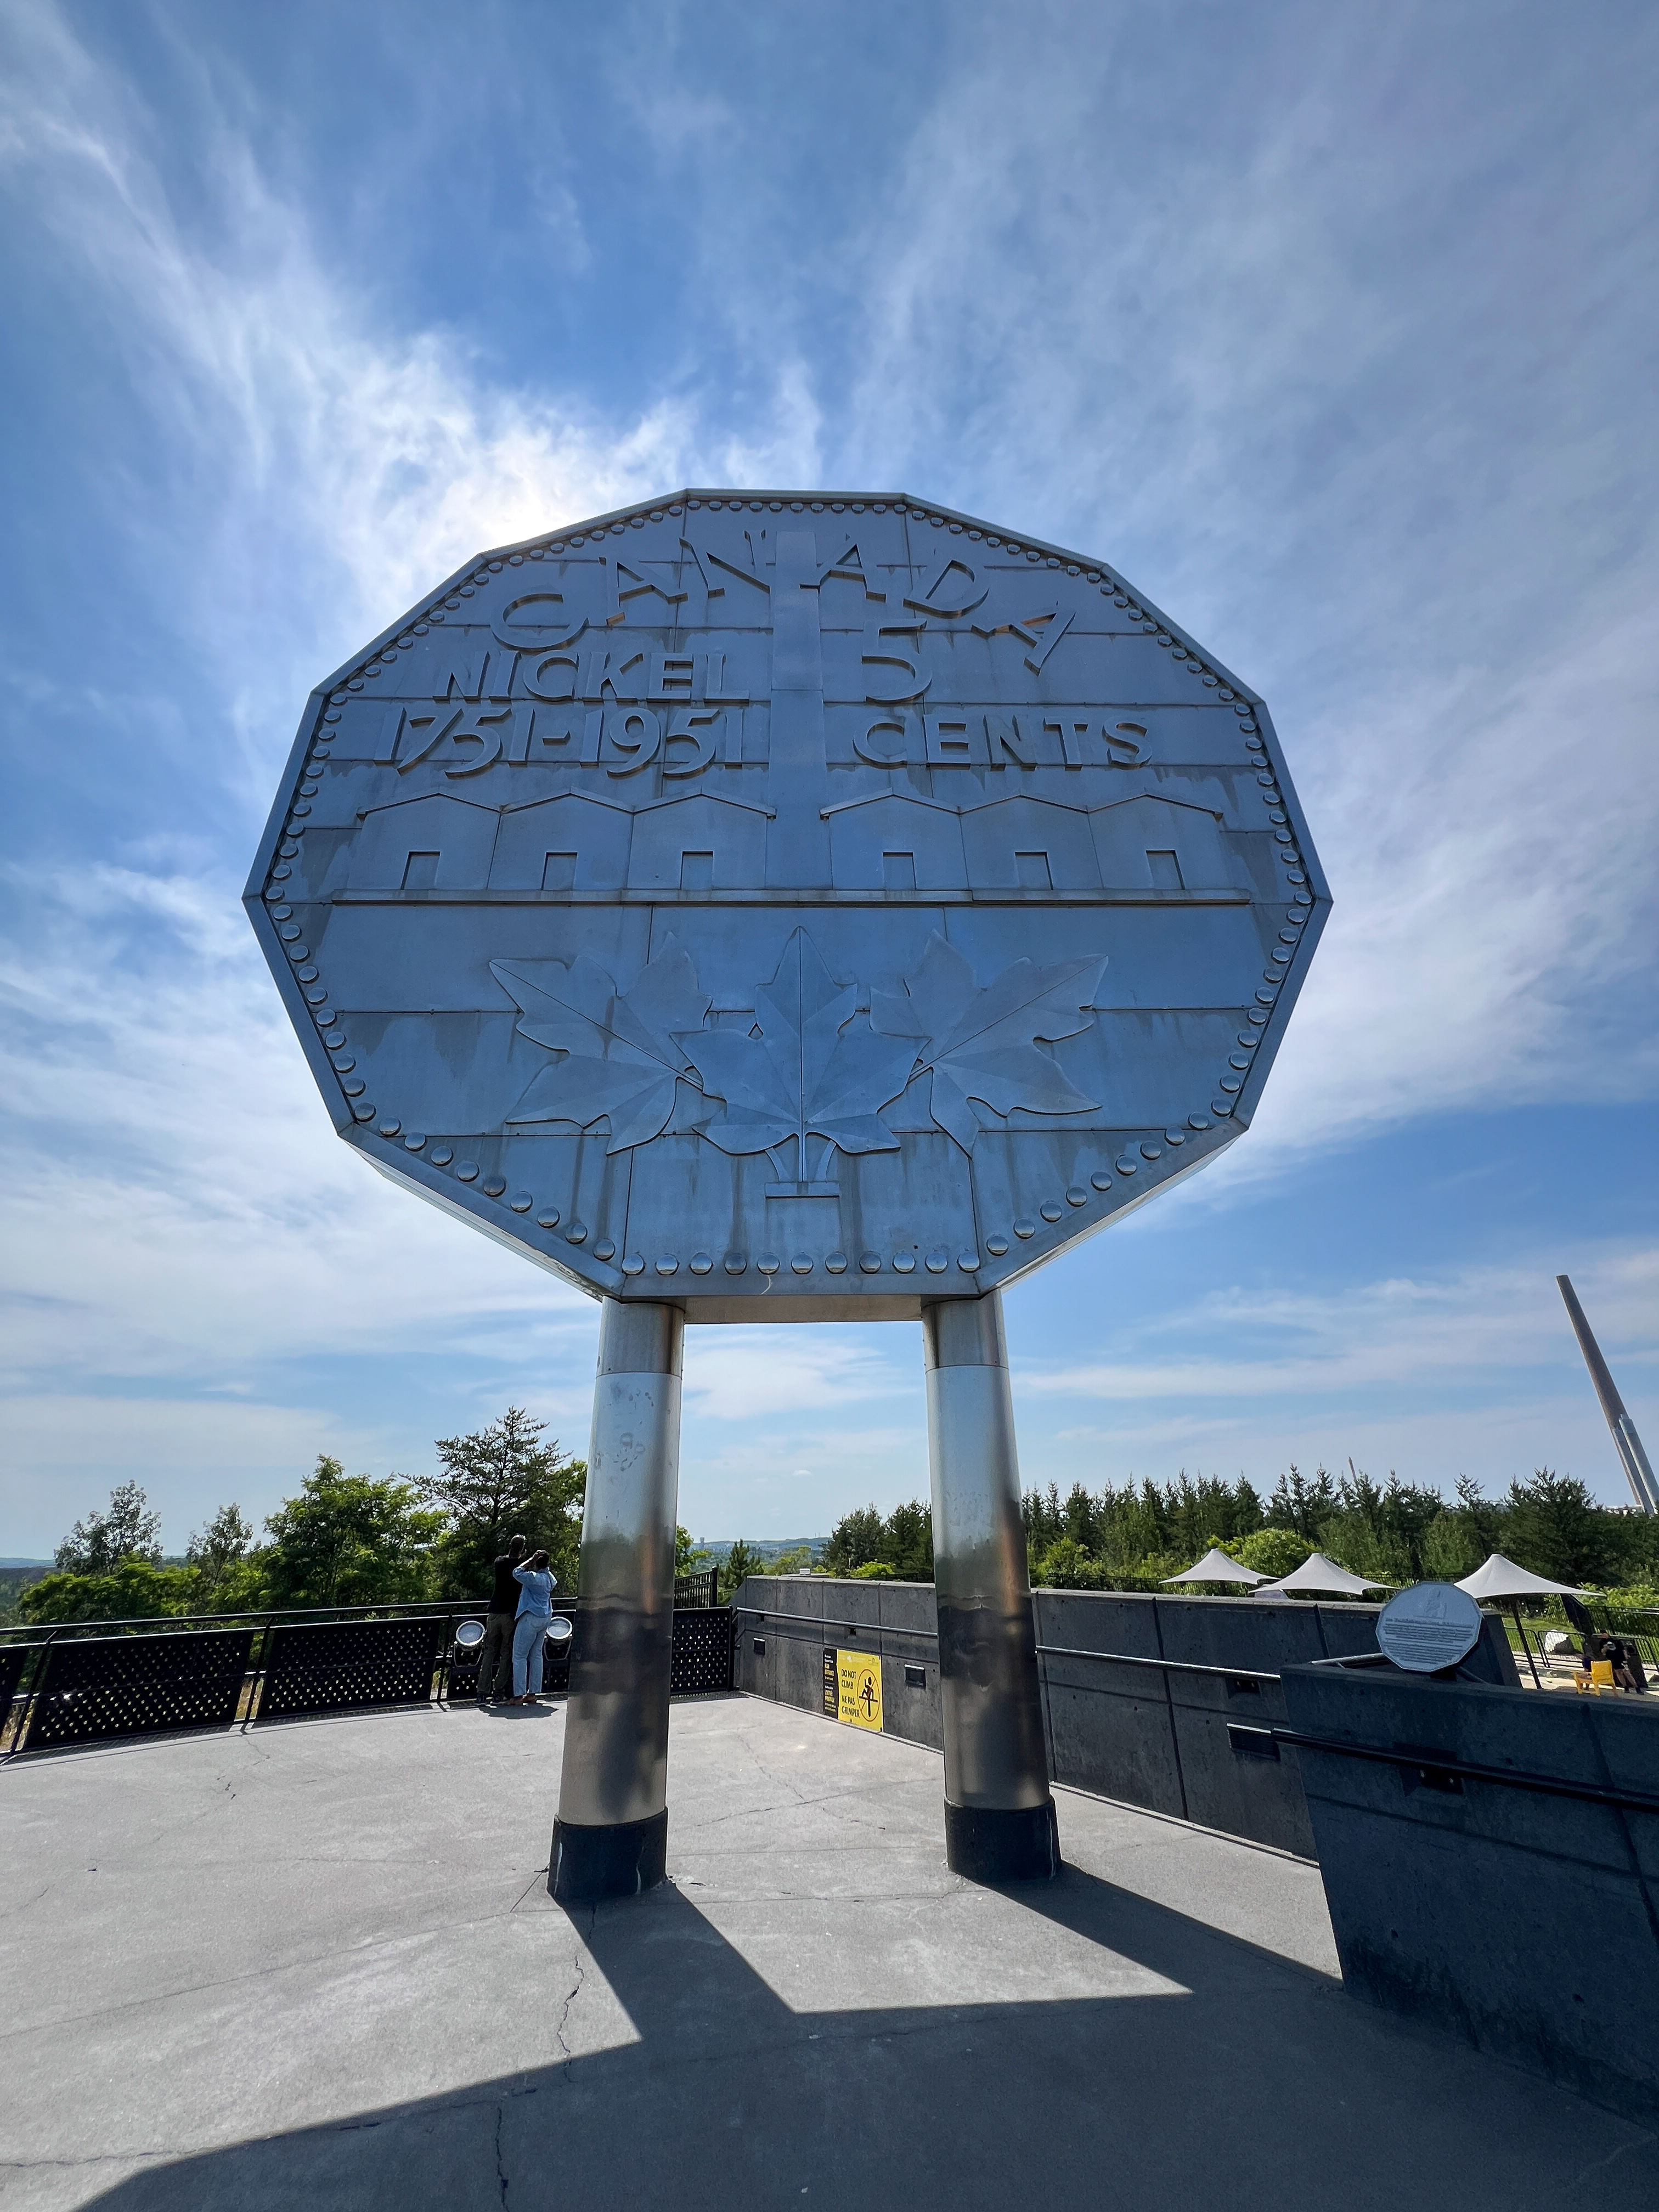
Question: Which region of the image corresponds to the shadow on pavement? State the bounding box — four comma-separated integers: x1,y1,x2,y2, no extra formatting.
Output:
77,1865,1657,2211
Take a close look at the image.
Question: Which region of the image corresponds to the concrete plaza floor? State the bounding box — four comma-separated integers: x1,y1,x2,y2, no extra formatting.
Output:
1,1692,1654,2210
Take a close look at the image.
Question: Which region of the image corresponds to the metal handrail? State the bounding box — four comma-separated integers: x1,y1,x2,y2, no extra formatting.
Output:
1,1596,735,1756
735,1606,1387,1683
1269,1728,1659,1818
733,1604,935,1643
0,1599,548,1757
1036,1642,1278,1681
0,1596,513,1643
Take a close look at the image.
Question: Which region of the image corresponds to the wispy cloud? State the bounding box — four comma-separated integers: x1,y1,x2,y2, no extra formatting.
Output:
1,1,1654,1545
1017,1246,1658,1404
813,7,1659,1164
682,1329,914,1424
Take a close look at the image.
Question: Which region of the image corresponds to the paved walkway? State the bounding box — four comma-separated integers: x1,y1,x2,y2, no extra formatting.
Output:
1,1694,1654,2209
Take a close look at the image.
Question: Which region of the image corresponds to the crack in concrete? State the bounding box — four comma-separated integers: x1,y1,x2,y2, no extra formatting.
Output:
549,1914,592,2084
493,2098,510,2207
0,2152,175,2176
0,2072,590,2177
0,1896,585,2050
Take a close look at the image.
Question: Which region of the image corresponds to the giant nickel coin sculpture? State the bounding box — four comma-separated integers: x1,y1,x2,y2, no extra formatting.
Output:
247,490,1328,1898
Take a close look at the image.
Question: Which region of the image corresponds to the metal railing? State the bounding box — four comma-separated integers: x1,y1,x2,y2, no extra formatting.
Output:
733,1603,934,1643
733,1605,1388,1689
0,1598,517,1753
1271,1728,1659,1818
1,1596,735,1757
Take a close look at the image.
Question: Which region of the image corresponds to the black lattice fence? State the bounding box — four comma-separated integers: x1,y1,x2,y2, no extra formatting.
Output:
22,1629,255,1751
675,1568,719,1611
256,1617,444,1721
672,1607,735,1696
0,1601,732,1753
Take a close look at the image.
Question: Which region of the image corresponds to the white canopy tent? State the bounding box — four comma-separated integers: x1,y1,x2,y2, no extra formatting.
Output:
1161,1548,1273,1589
1254,1552,1393,1599
1456,1553,1588,1688
1455,1553,1585,1601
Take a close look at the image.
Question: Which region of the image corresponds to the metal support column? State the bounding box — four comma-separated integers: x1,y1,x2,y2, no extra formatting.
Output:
1558,1274,1658,1515
923,1291,1059,1882
551,1299,684,1905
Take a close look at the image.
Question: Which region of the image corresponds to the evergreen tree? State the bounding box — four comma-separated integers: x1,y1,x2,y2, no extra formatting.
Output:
823,1505,888,1575
884,1499,934,1581
720,1539,760,1601
1454,1474,1506,1559
823,1501,933,1579
1504,1469,1620,1585
417,1408,586,1595
1266,1464,1336,1541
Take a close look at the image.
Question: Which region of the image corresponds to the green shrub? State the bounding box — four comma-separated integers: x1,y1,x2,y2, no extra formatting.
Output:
1227,1528,1314,1580
20,1561,201,1625
1032,1536,1106,1589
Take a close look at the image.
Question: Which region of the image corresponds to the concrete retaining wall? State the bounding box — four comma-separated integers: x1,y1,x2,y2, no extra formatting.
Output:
733,1577,1519,1859
1282,1661,1659,2122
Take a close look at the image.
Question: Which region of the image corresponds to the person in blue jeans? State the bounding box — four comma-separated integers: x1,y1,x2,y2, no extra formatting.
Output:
511,1548,554,1703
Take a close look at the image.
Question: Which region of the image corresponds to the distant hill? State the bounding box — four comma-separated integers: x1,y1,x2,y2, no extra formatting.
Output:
0,1558,51,1568
695,1538,826,1561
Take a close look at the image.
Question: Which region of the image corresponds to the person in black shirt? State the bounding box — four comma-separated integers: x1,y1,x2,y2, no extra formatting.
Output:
480,1535,528,1703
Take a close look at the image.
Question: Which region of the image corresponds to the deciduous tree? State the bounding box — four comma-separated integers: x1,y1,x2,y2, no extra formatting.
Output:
263,1457,443,1609
54,1482,162,1575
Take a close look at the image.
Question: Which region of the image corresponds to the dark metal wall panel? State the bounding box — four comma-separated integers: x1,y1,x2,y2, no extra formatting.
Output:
257,1618,443,1720
1166,1698,1314,1857
774,1623,825,1715
22,1630,253,1751
736,1577,1416,1859
1041,1655,1188,1820
1283,1662,1659,2122
1032,1588,1188,1818
881,1651,943,1751
1155,1594,1329,1673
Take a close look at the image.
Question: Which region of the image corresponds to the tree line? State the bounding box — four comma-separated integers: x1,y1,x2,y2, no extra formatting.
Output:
15,1409,585,1626
819,1465,1659,1599
18,1440,1657,1629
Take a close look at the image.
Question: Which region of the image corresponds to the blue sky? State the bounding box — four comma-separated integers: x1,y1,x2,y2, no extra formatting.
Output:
1,0,1655,1557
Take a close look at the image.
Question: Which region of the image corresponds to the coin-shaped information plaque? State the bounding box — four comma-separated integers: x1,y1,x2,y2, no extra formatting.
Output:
246,490,1328,1317
1377,1583,1485,1674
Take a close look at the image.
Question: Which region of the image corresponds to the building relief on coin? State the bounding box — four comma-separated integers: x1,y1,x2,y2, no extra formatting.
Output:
246,490,1328,1310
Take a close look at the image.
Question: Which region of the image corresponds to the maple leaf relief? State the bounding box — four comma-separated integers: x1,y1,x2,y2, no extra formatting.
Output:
490,928,1106,1168
490,938,710,1154
676,931,919,1176
869,933,1106,1154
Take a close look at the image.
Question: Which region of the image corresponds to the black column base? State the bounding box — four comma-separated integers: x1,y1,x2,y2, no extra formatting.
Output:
549,1809,668,1905
944,1797,1061,1884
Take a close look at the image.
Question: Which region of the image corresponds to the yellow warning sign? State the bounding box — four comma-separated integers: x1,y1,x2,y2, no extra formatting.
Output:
837,1650,884,1733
